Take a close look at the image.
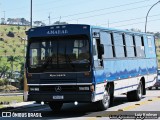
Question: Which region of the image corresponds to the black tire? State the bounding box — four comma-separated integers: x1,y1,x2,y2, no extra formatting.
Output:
156,87,158,90
127,81,143,102
97,87,110,111
148,87,152,90
49,102,63,112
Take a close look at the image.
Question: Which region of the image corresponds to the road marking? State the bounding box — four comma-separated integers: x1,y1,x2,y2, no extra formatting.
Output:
86,117,97,120
119,97,160,111
85,97,160,119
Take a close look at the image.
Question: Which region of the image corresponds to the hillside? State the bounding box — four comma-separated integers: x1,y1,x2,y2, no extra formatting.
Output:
0,25,29,71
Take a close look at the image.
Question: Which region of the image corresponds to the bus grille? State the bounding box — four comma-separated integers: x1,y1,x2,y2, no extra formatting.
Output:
39,86,77,92
40,79,77,84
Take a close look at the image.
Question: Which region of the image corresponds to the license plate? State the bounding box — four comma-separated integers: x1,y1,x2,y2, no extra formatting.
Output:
53,95,64,99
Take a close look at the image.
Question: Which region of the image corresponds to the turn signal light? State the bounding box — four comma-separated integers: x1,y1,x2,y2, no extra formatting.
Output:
84,72,90,76
90,85,94,92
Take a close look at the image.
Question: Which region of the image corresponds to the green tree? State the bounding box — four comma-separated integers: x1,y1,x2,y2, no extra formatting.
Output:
4,78,9,88
19,62,25,90
4,28,7,32
0,65,9,78
10,27,14,32
17,26,20,33
0,79,4,86
13,48,16,55
12,40,15,45
7,56,19,78
3,49,7,56
0,56,2,62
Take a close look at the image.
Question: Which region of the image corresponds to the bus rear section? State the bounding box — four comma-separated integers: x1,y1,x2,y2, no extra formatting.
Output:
25,25,96,112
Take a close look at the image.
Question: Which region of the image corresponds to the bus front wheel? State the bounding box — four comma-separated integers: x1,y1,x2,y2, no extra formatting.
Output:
97,88,110,110
49,102,63,112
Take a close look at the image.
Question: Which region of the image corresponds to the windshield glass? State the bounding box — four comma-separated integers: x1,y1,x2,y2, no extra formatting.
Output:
27,35,90,72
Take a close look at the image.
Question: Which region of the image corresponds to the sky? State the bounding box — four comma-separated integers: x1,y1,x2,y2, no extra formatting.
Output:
0,0,160,32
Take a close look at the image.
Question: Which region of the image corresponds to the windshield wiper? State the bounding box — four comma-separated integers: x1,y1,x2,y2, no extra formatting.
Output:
65,54,75,71
42,56,53,69
72,59,90,64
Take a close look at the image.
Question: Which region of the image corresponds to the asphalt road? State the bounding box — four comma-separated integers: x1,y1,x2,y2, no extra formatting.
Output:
1,89,160,120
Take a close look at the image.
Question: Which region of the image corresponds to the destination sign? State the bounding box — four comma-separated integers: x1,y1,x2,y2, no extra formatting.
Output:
47,30,68,35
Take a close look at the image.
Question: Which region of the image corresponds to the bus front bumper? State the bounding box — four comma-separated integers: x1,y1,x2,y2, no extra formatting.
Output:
28,92,93,103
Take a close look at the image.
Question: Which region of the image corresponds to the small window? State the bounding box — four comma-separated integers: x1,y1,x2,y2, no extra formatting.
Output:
147,36,154,54
147,36,152,47
135,35,145,57
113,33,125,58
125,34,135,57
100,32,114,58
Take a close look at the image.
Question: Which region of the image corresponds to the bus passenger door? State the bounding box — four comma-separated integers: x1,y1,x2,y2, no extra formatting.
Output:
93,37,105,101
93,38,104,69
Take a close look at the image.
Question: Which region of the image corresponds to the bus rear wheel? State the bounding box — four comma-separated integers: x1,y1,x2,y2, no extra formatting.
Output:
127,81,143,101
49,102,63,112
97,88,110,111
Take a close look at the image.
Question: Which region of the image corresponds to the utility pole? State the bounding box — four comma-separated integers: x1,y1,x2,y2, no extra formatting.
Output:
59,16,61,23
48,13,51,25
108,19,110,28
145,0,160,33
30,0,32,28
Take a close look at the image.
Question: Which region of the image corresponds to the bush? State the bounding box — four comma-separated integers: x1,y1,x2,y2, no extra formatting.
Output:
0,79,4,86
3,78,9,86
6,31,14,37
0,38,4,41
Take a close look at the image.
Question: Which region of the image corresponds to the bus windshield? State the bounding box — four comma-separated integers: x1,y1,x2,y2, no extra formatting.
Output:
27,35,90,72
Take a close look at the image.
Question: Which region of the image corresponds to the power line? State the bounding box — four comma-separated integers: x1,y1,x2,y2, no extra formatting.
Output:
34,0,94,16
41,0,151,22
113,18,160,28
100,13,160,26
66,5,151,22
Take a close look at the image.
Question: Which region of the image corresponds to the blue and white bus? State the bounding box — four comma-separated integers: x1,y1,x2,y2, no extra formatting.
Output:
24,24,157,112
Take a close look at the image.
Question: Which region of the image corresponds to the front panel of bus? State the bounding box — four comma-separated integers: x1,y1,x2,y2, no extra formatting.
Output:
25,25,95,103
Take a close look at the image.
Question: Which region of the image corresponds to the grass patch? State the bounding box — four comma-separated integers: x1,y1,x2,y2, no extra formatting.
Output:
0,96,23,102
0,96,23,108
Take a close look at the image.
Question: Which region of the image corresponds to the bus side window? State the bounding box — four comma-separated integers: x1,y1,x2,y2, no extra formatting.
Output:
113,32,125,58
125,34,136,57
100,32,114,58
147,36,154,54
135,35,145,57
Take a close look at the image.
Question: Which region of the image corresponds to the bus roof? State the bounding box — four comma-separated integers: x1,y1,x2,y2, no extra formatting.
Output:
26,24,154,38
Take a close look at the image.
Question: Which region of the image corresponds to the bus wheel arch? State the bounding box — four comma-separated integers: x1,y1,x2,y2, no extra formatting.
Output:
96,82,114,110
